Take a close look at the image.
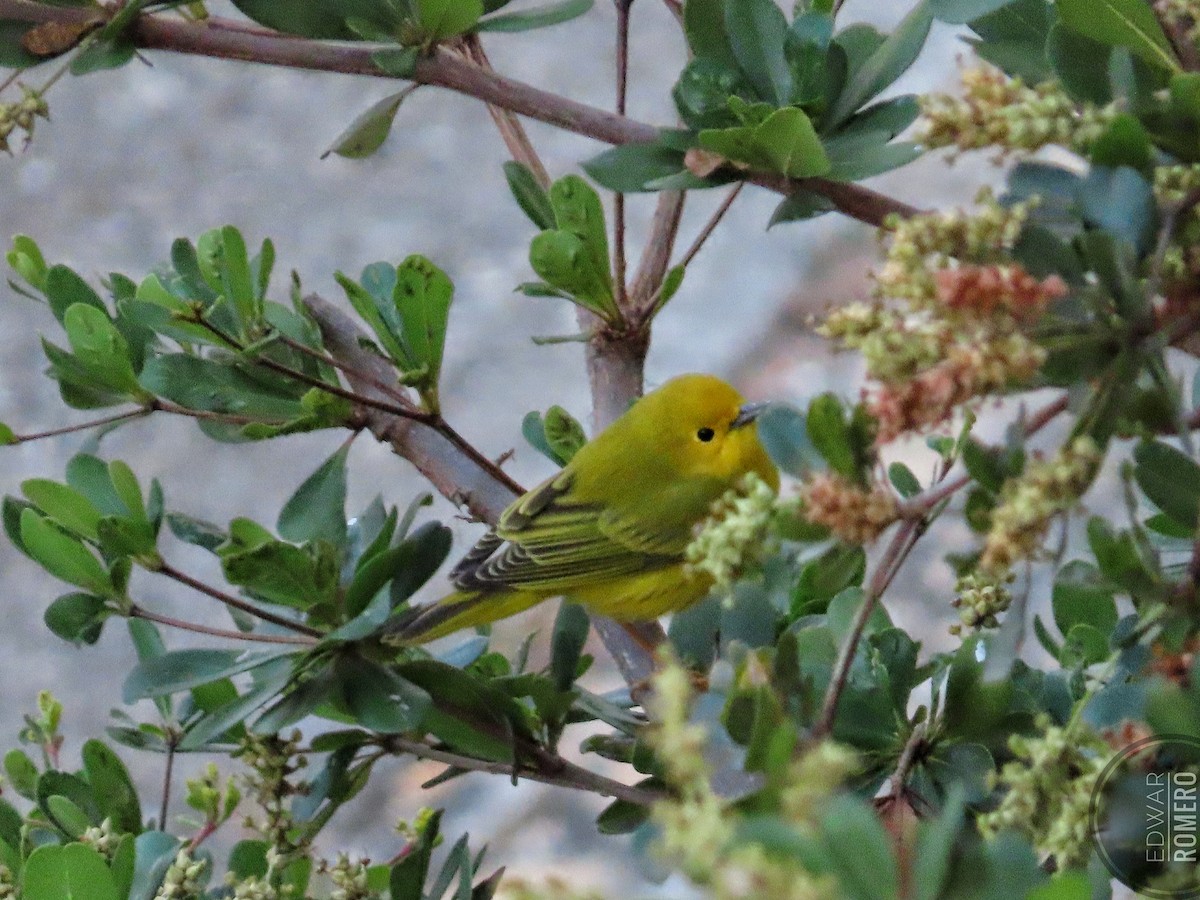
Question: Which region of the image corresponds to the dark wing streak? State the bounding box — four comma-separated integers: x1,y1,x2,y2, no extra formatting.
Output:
448,530,504,589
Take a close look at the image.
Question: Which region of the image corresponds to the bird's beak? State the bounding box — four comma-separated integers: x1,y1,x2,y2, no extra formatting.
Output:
732,401,769,429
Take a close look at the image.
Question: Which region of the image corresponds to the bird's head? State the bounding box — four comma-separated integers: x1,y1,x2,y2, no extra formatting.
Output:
636,374,780,488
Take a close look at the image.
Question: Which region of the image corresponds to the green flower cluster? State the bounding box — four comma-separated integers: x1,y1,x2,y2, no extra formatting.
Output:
495,877,605,900
1154,164,1200,280
1156,0,1200,46
154,848,209,900
80,817,121,861
0,865,14,900
920,66,1115,158
233,731,308,892
978,717,1107,868
822,194,1062,442
950,570,1014,635
981,437,1101,573
685,472,782,595
648,659,856,900
0,85,49,155
319,853,373,900
874,191,1034,305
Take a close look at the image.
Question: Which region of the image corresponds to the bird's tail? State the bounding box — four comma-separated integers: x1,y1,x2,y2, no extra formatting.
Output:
383,589,543,644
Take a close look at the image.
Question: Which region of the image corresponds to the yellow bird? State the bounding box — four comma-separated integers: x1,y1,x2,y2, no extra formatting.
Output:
388,373,779,642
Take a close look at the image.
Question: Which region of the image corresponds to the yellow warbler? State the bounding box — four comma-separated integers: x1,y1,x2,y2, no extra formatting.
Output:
389,373,779,642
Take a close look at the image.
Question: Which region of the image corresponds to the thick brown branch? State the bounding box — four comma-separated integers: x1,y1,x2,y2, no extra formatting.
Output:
305,294,520,523
0,1,918,228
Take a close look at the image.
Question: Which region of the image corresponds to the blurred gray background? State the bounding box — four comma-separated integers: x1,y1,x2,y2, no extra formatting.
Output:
1,0,991,894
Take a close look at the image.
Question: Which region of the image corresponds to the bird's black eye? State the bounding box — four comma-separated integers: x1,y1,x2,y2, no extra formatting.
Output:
697,427,715,442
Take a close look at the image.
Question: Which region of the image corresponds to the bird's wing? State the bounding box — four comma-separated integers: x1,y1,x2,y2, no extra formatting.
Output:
449,470,686,593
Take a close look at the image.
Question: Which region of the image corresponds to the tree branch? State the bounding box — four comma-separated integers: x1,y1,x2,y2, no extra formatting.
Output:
0,1,919,228
305,294,520,524
155,561,324,638
129,605,317,646
383,734,664,806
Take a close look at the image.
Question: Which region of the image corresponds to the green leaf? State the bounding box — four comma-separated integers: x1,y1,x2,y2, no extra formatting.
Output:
582,144,709,193
128,832,181,900
8,235,48,291
43,265,106,324
219,225,257,328
123,648,294,701
1027,871,1092,900
22,479,102,540
723,0,791,106
888,462,922,498
20,509,112,596
806,393,857,479
1057,0,1179,73
502,161,555,229
966,0,1055,83
826,1,933,127
394,254,454,398
333,656,432,732
1048,23,1114,104
230,0,398,39
63,304,142,394
139,354,306,420
22,843,118,900
820,794,899,900
930,0,1017,24
550,602,589,690
70,32,135,74
179,658,294,750
683,0,737,67
477,0,593,32
0,21,39,68
322,90,412,160
44,592,107,646
1052,560,1118,638
1089,112,1152,171
4,750,37,800
278,444,348,547
1076,165,1158,256
222,538,338,609
756,403,820,476
542,406,586,464
545,175,613,303
1060,622,1109,667
416,0,484,39
700,106,830,177
81,740,141,834
372,46,420,77
913,788,964,900
529,231,616,318
1133,440,1200,529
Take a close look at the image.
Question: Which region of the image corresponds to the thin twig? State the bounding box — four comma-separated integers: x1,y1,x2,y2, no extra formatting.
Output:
815,517,920,738
273,332,415,406
898,393,1071,519
7,406,152,443
888,721,929,798
159,737,176,830
613,0,633,309
154,399,288,427
129,605,317,645
155,561,323,638
637,182,744,323
383,734,664,806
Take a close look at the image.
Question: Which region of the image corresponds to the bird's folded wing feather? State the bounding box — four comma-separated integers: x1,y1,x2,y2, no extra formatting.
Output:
450,470,689,593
